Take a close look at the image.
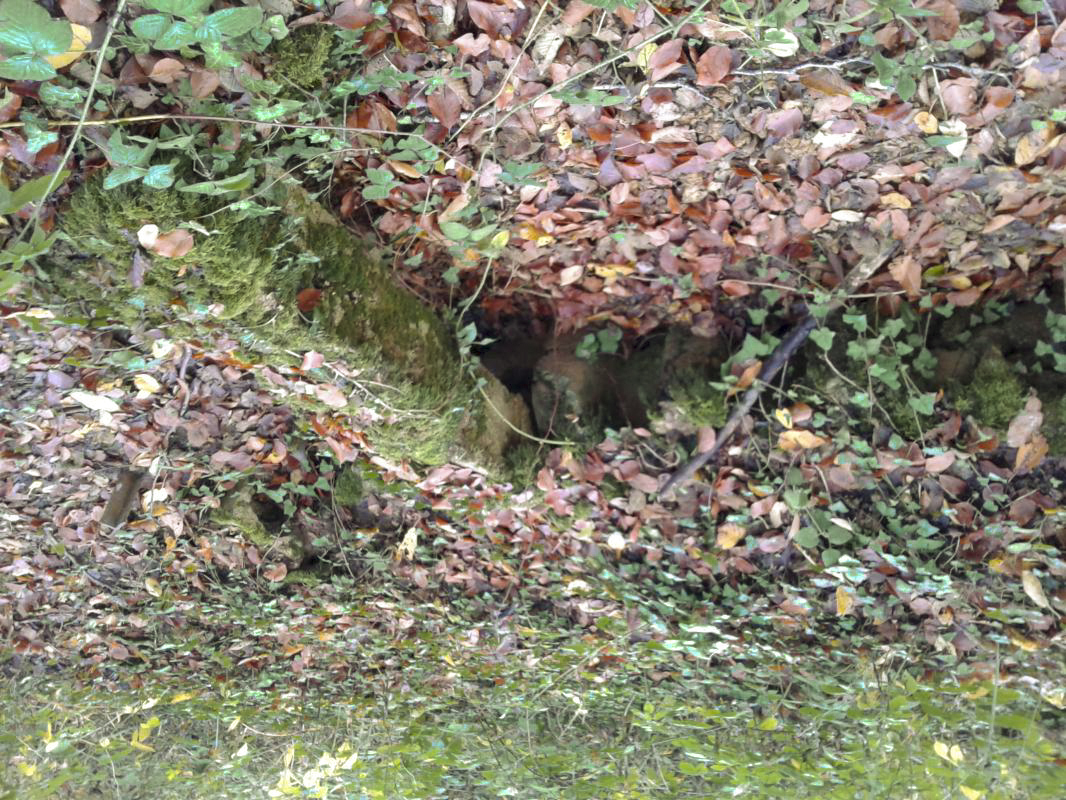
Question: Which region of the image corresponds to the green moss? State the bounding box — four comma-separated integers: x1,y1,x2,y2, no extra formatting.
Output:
670,371,728,428
332,464,365,507
61,179,292,324
271,25,334,90
1043,394,1066,456
956,349,1026,431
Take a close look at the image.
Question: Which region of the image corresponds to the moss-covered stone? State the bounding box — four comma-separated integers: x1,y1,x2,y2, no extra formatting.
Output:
956,348,1026,432
61,179,290,324
59,176,532,469
270,25,334,90
1042,394,1066,456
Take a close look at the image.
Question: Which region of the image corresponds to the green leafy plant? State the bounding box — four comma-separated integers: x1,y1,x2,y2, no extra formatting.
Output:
0,0,76,81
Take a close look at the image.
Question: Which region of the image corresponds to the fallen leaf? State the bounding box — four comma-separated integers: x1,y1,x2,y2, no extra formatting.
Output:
151,229,194,258
778,430,829,451
69,390,120,413
696,45,732,86
716,522,746,549
1021,570,1050,609
133,374,161,394
558,264,584,285
427,85,461,129
836,586,855,616
1007,396,1042,447
296,288,323,313
60,0,102,24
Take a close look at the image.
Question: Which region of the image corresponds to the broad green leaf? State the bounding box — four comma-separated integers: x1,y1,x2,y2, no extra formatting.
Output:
810,328,834,351
139,0,211,18
0,269,20,294
129,13,169,41
108,130,153,167
104,165,147,190
155,20,197,50
143,164,175,189
362,185,390,200
201,40,241,69
38,82,83,107
366,167,394,184
247,98,302,119
0,53,57,81
200,7,263,38
177,168,254,194
794,527,820,548
24,123,57,154
0,0,72,55
439,221,470,240
2,170,70,214
0,228,58,267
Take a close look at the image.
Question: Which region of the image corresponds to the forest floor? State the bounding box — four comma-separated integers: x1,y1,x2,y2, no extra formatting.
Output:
2,1,1066,798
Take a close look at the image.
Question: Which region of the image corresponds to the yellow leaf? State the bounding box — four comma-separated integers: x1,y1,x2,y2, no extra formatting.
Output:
777,429,828,451
835,586,855,616
756,715,778,731
1041,686,1065,709
556,122,572,149
592,263,634,279
959,786,983,800
518,224,554,246
386,159,422,180
933,740,964,765
716,522,746,549
913,111,939,134
636,42,658,72
774,408,793,429
1007,628,1042,652
134,374,161,394
489,230,509,250
46,24,91,69
1021,570,1050,609
396,527,418,562
170,691,196,704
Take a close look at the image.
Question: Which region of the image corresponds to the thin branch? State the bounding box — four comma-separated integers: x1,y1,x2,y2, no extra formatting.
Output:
658,239,901,498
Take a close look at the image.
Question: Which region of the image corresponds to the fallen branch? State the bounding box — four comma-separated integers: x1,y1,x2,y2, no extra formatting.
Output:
658,239,901,498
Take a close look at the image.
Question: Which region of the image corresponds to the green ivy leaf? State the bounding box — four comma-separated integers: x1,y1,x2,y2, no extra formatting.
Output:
143,164,175,189
794,527,820,548
439,221,470,240
810,328,834,351
155,20,198,50
0,53,56,81
362,185,391,200
108,131,153,167
200,7,263,38
177,168,254,194
908,393,935,416
139,0,211,19
129,13,169,41
0,0,72,55
103,166,147,190
38,82,83,107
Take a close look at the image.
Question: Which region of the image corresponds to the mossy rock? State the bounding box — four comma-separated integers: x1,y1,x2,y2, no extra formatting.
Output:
270,25,334,90
61,179,291,324
955,348,1027,432
58,175,533,469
